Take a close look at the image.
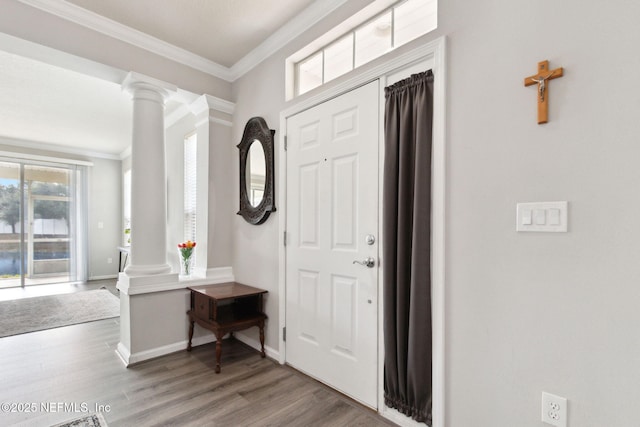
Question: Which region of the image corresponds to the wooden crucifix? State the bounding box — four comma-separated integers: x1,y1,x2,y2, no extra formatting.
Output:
524,60,564,124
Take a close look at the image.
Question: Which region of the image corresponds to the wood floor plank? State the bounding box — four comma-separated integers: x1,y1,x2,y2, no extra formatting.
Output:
0,285,395,427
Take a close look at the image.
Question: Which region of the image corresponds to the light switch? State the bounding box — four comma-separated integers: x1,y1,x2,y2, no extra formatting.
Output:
548,208,561,225
517,201,568,232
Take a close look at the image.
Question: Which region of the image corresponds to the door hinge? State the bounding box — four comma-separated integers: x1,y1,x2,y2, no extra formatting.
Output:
284,135,287,151
283,231,287,246
283,326,286,342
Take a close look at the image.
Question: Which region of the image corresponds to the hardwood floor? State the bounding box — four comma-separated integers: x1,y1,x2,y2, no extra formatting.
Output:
0,316,395,426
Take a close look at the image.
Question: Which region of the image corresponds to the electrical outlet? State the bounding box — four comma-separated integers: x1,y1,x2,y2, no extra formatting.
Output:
107,258,113,264
542,392,567,427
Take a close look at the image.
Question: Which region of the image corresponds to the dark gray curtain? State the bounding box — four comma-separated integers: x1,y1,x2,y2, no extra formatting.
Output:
383,70,434,425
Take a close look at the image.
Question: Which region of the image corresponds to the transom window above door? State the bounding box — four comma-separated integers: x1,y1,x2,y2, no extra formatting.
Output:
288,0,437,99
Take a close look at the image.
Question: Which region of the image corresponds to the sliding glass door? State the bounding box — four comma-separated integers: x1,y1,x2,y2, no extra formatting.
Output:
0,159,86,288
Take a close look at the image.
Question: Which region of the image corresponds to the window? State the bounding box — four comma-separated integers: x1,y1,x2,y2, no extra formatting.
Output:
297,52,323,95
324,34,353,82
0,159,88,287
354,11,392,67
184,133,197,243
292,0,437,97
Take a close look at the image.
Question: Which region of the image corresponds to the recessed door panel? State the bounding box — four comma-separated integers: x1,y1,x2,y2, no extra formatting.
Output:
298,270,320,344
331,274,357,358
332,107,359,141
299,163,319,248
332,154,358,251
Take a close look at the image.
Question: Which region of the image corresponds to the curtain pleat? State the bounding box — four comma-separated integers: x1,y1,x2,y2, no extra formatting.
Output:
383,70,434,425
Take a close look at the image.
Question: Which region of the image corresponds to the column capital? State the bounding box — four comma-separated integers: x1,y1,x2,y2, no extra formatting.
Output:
189,94,235,127
189,94,235,116
122,72,177,103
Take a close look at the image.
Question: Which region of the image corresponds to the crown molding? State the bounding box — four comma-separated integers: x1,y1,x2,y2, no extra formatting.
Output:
18,0,351,82
119,145,131,160
229,0,350,80
189,94,235,116
0,31,127,84
17,0,233,81
0,135,113,162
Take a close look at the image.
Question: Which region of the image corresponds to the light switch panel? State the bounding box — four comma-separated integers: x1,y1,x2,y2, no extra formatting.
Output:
517,201,568,232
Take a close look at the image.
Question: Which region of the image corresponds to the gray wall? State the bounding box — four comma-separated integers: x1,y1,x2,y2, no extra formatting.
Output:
231,0,640,426
443,1,640,426
87,157,122,279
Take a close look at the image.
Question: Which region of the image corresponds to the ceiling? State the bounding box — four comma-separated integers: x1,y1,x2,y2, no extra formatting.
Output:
0,49,133,158
64,0,317,68
0,0,339,159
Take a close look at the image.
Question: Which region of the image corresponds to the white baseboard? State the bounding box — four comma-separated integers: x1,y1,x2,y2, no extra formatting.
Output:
115,342,131,367
89,274,119,280
116,332,278,368
116,334,216,367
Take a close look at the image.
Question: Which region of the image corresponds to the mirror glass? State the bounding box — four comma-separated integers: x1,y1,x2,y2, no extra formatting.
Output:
246,139,266,206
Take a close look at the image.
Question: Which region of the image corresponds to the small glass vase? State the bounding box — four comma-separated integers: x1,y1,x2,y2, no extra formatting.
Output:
179,251,194,278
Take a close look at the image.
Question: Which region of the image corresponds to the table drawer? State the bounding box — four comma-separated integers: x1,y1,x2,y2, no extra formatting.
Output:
193,292,211,320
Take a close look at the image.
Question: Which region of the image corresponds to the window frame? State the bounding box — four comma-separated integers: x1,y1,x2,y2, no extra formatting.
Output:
291,0,437,98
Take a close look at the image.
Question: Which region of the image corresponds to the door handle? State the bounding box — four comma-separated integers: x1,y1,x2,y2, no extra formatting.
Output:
353,257,375,268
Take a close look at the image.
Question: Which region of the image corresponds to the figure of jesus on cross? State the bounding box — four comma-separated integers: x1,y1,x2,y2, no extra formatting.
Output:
524,60,564,124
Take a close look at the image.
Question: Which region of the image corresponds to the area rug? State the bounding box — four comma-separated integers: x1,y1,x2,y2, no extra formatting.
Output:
0,289,119,338
51,412,108,427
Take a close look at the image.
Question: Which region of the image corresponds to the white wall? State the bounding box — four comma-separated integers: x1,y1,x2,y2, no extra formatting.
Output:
232,0,640,426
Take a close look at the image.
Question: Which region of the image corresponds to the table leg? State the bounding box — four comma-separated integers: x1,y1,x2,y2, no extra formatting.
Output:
187,319,194,351
215,332,223,373
259,321,266,358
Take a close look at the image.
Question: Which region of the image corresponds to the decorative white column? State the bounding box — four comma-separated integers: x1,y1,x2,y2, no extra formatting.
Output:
188,94,235,275
121,72,177,277
116,72,177,365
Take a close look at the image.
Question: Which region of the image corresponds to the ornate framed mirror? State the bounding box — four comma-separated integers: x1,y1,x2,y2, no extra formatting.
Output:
237,117,276,225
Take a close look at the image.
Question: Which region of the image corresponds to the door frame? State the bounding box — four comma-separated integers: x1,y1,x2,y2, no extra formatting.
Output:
278,36,446,426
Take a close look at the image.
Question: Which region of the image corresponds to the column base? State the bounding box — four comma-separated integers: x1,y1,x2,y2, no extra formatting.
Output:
124,262,172,276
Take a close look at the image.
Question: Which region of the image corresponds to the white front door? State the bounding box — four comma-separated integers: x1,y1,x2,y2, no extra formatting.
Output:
285,81,379,408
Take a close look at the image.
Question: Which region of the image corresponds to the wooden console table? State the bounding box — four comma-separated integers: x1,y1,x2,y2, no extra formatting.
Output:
186,282,267,373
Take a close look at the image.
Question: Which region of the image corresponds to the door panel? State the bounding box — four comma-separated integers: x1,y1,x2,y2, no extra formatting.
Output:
286,80,379,408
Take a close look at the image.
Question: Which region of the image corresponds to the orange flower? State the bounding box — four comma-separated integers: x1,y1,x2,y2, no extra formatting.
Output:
178,241,196,261
178,241,196,249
